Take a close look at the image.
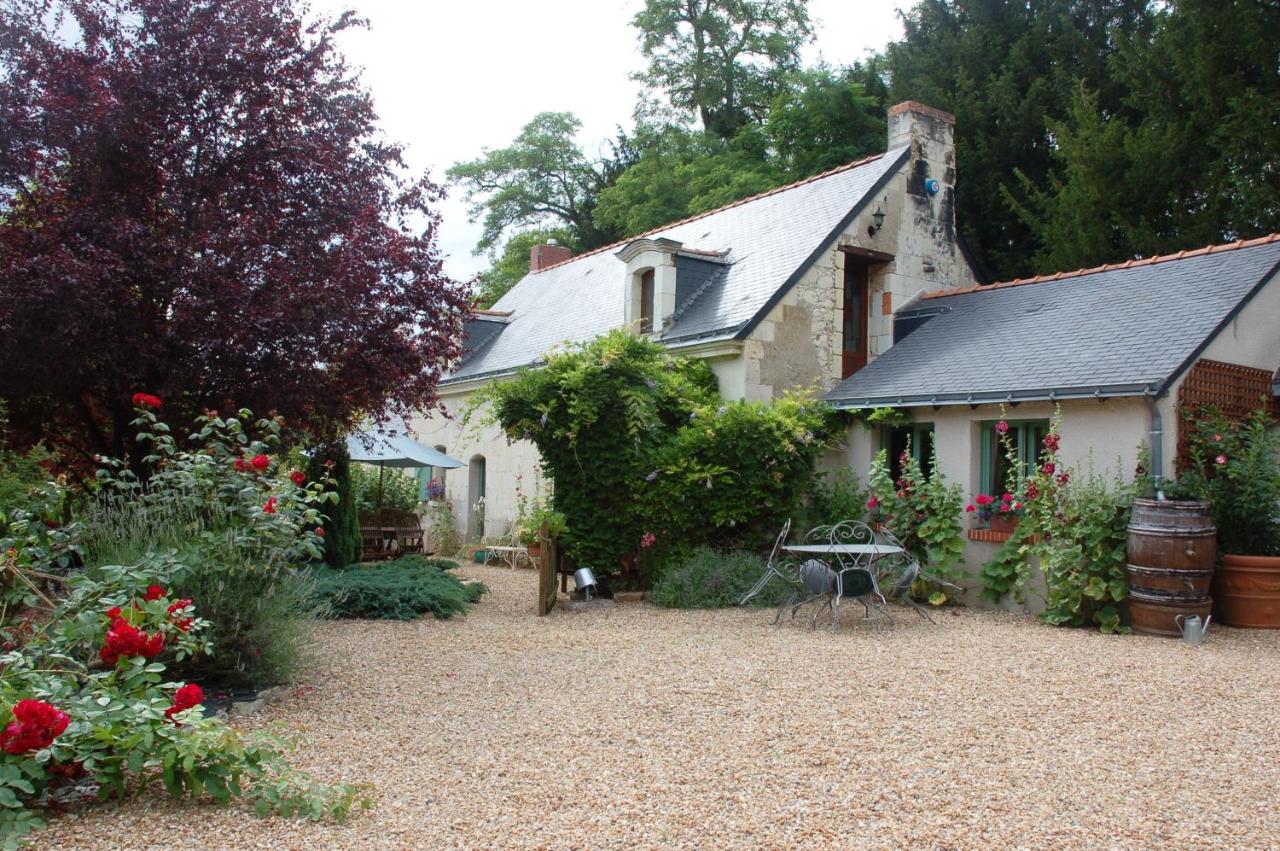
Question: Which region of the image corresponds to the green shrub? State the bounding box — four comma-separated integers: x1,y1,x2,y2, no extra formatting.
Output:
799,467,868,530
469,330,840,579
650,546,787,609
79,407,334,687
307,443,361,568
350,462,419,512
313,557,484,620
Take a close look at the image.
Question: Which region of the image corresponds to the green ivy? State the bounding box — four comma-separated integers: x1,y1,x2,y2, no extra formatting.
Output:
467,331,839,579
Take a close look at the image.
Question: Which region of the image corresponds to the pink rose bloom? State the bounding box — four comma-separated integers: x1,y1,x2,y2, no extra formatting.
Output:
1215,454,1227,465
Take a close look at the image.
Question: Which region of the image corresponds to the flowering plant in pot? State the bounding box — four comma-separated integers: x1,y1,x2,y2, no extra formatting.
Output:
966,492,1027,532
1180,405,1280,627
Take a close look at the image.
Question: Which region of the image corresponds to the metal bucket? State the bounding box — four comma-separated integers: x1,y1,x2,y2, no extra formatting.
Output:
573,567,598,600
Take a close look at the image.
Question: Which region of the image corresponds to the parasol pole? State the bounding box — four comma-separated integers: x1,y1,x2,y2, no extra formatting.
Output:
378,462,385,509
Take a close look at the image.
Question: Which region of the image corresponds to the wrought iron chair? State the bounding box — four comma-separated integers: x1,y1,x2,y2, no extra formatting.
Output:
739,518,802,623
871,527,963,624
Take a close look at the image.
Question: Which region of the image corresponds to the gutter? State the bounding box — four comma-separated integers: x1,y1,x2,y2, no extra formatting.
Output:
825,382,1160,410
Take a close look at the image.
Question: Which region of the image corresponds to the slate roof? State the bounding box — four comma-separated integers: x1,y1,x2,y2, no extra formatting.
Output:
825,235,1280,409
444,147,909,384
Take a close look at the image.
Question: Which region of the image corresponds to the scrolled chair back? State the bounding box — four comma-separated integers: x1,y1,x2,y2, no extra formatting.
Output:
768,517,792,564
825,520,875,547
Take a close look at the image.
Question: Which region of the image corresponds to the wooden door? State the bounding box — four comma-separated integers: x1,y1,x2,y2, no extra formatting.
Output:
842,262,869,378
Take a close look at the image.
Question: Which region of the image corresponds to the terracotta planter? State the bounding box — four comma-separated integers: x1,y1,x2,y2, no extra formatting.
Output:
988,514,1019,534
1214,554,1280,628
526,541,542,559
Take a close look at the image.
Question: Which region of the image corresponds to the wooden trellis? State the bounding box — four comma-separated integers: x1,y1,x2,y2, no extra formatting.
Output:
1176,358,1279,466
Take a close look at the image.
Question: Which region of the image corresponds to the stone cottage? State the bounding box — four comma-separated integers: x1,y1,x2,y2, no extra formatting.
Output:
412,100,1280,591
413,101,978,538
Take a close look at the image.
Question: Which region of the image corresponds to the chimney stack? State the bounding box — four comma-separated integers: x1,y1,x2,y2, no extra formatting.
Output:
529,240,573,272
887,101,956,184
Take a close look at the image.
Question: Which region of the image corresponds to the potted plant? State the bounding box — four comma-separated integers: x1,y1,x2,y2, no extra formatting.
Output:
525,501,568,559
967,491,1027,533
1182,405,1280,628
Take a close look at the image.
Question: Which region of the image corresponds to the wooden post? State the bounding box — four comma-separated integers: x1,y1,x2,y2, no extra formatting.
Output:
537,522,557,616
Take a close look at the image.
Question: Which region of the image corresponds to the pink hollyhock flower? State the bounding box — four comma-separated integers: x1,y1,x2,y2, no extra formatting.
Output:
995,421,1009,434
866,496,879,510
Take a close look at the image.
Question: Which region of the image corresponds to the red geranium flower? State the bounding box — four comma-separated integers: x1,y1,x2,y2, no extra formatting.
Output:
143,585,166,601
965,504,975,512
289,470,306,486
262,497,277,514
250,454,270,471
131,393,162,409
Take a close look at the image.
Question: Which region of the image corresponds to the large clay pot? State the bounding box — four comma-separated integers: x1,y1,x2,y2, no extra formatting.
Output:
1125,499,1216,637
1214,554,1280,628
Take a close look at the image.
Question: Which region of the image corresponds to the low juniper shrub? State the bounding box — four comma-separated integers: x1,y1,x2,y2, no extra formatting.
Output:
313,556,484,620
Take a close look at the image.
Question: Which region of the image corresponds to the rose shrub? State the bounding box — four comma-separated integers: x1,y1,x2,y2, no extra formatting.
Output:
79,405,335,688
0,563,369,847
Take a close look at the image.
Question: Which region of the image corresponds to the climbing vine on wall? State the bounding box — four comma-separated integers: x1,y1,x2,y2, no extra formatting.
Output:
466,331,840,579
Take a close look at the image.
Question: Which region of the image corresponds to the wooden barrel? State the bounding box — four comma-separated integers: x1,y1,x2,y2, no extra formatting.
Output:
1125,499,1216,637
1128,593,1213,638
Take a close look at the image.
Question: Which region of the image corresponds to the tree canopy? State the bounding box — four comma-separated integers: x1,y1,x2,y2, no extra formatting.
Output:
455,0,1280,291
631,0,814,140
0,0,470,464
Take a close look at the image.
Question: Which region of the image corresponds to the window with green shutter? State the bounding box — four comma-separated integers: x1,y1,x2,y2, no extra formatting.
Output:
980,419,1050,494
882,423,936,480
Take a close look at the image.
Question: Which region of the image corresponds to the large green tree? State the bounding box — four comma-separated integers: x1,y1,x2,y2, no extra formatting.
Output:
1008,0,1280,271
884,0,1155,279
766,63,888,179
447,113,634,254
632,0,814,140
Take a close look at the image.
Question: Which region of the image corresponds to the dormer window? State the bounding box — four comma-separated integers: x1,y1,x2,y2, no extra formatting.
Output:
639,269,655,334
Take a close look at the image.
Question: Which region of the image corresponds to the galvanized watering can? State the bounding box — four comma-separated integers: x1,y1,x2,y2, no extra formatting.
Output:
573,567,599,601
1174,614,1211,646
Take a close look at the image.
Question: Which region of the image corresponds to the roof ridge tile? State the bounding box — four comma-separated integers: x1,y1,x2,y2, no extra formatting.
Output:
921,232,1280,300
527,150,892,275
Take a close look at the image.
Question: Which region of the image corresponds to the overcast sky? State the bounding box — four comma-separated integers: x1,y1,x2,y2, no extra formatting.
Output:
312,0,906,282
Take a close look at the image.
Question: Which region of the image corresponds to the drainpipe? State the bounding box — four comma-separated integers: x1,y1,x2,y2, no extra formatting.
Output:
1147,395,1164,499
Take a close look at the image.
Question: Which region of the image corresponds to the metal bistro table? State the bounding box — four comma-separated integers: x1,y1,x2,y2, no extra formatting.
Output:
782,542,903,630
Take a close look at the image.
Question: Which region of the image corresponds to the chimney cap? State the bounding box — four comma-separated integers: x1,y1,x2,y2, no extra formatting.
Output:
888,100,956,125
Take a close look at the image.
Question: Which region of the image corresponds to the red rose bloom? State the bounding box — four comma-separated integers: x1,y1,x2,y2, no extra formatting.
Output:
250,454,270,471
105,606,122,619
234,457,252,473
315,527,326,537
101,618,165,666
289,470,306,486
1,699,70,754
164,683,205,725
131,393,162,409
262,497,277,514
167,599,194,631
143,584,166,601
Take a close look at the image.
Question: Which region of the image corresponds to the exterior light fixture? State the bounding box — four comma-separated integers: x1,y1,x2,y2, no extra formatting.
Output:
868,207,886,236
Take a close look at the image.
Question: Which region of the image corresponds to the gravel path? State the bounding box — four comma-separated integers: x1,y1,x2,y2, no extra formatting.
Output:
42,564,1280,849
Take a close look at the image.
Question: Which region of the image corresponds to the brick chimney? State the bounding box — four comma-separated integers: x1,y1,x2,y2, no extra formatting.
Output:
529,240,572,272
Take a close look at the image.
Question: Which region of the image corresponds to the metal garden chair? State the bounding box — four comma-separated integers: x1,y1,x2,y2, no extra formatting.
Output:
739,518,803,623
870,527,963,624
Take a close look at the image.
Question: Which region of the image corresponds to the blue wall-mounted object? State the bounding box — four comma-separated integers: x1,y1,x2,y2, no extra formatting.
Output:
924,178,941,196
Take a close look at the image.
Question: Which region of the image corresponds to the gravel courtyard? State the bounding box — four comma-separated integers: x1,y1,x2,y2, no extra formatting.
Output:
42,564,1280,849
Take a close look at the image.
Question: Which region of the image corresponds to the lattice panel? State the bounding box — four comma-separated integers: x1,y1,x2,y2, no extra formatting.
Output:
1176,358,1279,466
